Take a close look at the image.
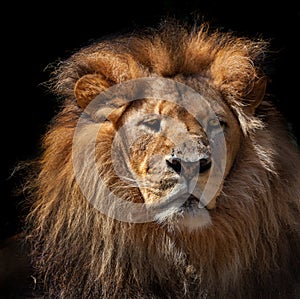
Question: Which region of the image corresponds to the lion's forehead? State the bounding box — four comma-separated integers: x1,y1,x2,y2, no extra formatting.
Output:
124,98,217,126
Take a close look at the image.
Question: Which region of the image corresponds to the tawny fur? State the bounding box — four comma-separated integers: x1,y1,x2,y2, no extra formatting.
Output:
26,21,300,298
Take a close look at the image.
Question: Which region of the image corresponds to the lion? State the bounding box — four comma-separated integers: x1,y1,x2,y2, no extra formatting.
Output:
24,21,300,298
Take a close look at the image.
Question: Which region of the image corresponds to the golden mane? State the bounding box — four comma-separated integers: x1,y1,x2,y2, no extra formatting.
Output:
26,21,300,298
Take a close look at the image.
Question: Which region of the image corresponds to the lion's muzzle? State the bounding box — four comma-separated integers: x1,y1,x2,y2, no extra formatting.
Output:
166,156,211,178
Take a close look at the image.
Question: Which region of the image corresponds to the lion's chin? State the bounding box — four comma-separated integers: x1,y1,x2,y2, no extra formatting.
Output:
154,205,212,232
178,209,212,231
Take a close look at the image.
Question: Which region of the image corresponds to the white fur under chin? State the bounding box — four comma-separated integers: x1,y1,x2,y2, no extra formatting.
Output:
155,207,212,232
179,209,212,232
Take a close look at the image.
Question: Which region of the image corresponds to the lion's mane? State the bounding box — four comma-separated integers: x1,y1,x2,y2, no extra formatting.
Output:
26,21,300,298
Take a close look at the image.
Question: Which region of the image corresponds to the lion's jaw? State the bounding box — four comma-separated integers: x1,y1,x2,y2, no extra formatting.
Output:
111,98,234,230
151,192,213,231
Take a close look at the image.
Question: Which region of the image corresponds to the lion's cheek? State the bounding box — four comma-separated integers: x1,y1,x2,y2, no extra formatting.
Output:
128,136,173,176
139,174,178,205
139,188,168,204
127,152,178,205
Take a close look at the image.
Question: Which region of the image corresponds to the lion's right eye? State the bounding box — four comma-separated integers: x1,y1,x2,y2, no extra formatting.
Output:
141,118,161,132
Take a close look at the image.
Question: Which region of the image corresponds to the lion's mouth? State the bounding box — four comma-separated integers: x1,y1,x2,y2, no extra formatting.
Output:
150,192,207,211
180,194,207,210
150,190,212,229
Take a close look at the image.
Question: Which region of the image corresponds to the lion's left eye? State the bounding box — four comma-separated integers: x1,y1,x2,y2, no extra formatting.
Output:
142,118,161,132
208,118,227,129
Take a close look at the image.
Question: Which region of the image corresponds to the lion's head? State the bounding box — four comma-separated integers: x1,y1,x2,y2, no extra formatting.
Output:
72,74,245,231
26,21,300,298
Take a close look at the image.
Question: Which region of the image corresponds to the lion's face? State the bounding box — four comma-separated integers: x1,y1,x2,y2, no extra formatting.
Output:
105,81,241,230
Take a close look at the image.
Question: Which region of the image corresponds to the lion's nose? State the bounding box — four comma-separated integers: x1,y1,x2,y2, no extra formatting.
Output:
166,156,211,178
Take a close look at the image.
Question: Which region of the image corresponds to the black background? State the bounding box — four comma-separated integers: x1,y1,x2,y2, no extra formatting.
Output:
2,1,300,240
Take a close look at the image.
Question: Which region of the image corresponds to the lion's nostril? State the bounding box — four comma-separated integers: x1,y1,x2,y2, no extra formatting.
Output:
199,158,212,173
166,158,182,174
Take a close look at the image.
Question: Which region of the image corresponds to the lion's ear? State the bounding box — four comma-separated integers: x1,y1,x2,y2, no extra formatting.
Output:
74,74,111,109
244,76,267,114
74,73,129,123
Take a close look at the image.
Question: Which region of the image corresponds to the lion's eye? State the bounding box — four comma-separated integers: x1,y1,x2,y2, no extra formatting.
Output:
208,118,227,130
142,118,161,132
